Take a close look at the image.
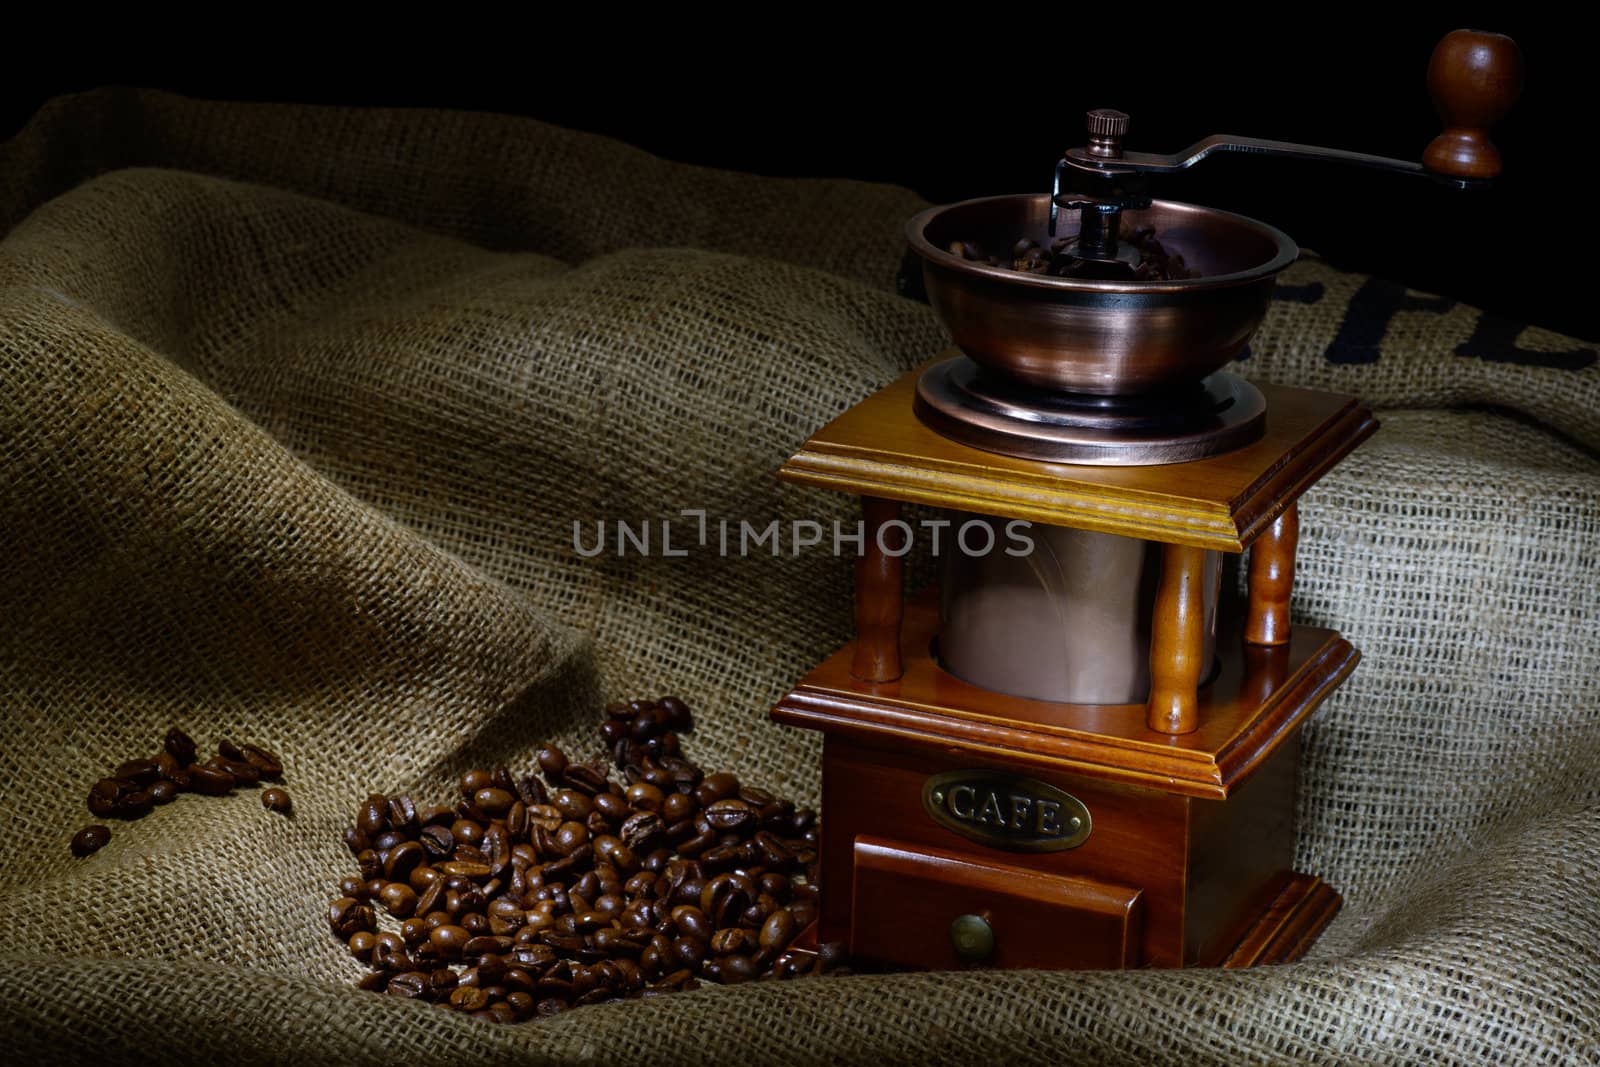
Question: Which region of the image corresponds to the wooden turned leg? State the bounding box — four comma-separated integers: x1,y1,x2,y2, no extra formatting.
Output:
1148,543,1207,735
850,496,904,683
1246,504,1299,647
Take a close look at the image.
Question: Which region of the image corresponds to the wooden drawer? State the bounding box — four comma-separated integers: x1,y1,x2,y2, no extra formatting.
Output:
849,836,1144,970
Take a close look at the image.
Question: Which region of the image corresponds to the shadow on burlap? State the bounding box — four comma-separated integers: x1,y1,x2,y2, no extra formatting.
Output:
0,89,1595,1066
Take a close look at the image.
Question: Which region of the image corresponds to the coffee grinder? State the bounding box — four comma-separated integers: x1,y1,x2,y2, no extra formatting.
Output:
770,30,1521,970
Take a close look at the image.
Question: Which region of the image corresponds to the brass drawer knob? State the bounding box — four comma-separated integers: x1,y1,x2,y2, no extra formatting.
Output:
949,913,995,962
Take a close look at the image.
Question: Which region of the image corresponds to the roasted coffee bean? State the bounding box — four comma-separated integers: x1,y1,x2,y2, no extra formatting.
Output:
440,860,492,880
451,819,483,846
384,841,425,882
429,924,470,959
720,952,758,983
188,765,235,796
163,727,197,765
71,824,111,857
383,971,428,1000
550,790,593,821
113,759,161,785
483,824,511,874
87,778,126,818
552,821,588,856
211,756,261,786
386,794,417,832
629,712,661,742
371,830,405,853
329,897,376,939
348,930,377,961
459,769,494,798
356,970,389,993
639,760,674,790
357,794,389,836
450,985,490,1012
417,804,453,827
710,929,748,955
261,787,291,814
671,905,712,941
148,779,179,805
416,824,453,860
754,830,794,867
429,968,458,997
660,792,696,825
694,772,740,806
400,918,430,947
473,787,514,819
701,842,745,873
760,907,796,952
517,775,549,806
658,754,701,789
676,829,716,857
672,936,707,969
619,811,663,852
526,804,564,833
239,743,283,777
624,781,664,812
379,882,419,918
463,935,513,957
355,849,382,881
659,696,693,732
652,968,696,991
113,790,154,819
343,827,369,856
418,876,449,915
506,800,528,838
592,790,628,823
371,933,412,973
562,764,609,795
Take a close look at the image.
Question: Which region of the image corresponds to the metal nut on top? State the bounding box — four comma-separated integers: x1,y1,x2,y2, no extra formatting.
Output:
1084,109,1129,158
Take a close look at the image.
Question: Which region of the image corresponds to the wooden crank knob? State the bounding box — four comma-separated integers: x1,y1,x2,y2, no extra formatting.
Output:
1423,29,1523,180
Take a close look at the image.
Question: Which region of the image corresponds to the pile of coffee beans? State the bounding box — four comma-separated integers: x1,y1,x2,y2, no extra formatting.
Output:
71,728,288,856
949,227,1196,280
330,696,842,1022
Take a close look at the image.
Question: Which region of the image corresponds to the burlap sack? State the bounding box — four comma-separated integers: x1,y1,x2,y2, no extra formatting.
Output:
1,89,1595,1066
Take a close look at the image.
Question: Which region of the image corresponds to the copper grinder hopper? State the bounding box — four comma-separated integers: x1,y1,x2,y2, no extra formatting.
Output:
906,193,1296,468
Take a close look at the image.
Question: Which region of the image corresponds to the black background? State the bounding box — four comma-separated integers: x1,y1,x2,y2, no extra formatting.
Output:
7,16,1594,342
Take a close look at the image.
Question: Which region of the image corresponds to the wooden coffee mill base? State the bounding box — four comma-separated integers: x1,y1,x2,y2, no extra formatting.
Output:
769,355,1376,970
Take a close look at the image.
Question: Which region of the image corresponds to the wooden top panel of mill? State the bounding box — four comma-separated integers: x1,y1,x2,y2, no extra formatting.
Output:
777,353,1377,552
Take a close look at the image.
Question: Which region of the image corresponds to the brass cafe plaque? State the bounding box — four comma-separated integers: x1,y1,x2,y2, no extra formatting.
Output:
922,770,1092,852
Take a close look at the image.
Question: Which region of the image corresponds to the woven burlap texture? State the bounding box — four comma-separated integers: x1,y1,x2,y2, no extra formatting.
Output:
1,89,1595,1066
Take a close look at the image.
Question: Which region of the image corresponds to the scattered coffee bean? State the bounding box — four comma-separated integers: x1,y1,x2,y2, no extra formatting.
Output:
70,728,290,853
164,728,197,766
70,825,111,857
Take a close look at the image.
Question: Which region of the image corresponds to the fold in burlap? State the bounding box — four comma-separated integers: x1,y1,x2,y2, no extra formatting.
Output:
1,89,1595,1066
